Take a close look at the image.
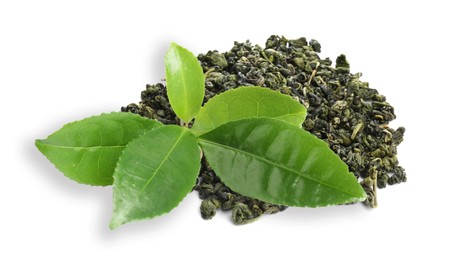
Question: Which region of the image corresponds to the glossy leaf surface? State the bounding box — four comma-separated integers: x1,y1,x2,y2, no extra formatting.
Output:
199,118,367,207
192,86,306,135
110,125,200,229
164,42,205,123
35,112,161,186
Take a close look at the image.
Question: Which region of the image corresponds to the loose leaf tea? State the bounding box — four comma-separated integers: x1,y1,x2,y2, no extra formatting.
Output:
36,41,382,229
36,38,406,229
192,86,306,136
199,118,367,207
110,125,200,229
123,35,406,223
164,42,205,124
35,112,161,186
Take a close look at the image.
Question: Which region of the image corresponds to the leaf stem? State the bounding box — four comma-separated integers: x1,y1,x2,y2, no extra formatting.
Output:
180,119,188,128
372,169,378,208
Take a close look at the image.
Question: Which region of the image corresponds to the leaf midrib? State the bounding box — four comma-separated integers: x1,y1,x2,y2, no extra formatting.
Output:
36,141,125,149
112,131,185,215
194,111,306,135
174,49,189,120
274,111,306,120
198,138,362,198
139,130,186,192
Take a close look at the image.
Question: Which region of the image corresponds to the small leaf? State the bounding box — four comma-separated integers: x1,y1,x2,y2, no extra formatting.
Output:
164,42,205,124
192,86,306,135
198,118,367,207
110,125,200,229
35,112,161,186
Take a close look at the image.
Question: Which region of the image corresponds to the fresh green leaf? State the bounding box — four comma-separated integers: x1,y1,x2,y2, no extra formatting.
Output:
35,112,161,186
164,42,205,124
192,86,306,135
198,118,367,207
110,125,200,229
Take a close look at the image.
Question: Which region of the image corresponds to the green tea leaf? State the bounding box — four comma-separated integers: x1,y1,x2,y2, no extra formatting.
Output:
192,86,306,135
35,112,161,186
199,118,366,207
164,42,205,124
110,125,200,229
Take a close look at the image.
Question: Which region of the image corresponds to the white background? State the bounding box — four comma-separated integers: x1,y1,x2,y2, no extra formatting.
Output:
1,0,454,259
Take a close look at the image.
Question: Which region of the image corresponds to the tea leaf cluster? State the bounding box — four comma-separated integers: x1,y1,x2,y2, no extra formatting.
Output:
36,43,366,229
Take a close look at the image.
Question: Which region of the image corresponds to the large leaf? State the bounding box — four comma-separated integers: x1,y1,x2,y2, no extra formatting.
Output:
164,42,205,124
198,118,367,207
110,125,200,229
35,112,161,186
192,86,306,136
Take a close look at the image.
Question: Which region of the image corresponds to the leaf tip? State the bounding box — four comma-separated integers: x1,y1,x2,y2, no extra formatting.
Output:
347,185,368,205
166,42,180,56
109,213,126,230
359,189,368,201
109,221,120,230
34,139,46,152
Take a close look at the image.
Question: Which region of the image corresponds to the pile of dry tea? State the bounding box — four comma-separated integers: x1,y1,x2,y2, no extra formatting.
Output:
122,35,406,224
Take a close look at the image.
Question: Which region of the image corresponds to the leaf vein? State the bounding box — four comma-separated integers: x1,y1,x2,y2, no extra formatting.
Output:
39,143,126,149
199,139,360,197
138,131,186,192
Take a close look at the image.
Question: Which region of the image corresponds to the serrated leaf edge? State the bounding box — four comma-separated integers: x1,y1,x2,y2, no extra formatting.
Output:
109,126,200,229
199,138,366,206
35,112,162,186
192,86,307,136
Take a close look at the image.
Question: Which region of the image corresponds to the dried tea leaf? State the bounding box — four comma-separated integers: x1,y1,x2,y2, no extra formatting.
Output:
199,118,367,207
110,125,200,229
35,112,161,186
192,86,306,135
